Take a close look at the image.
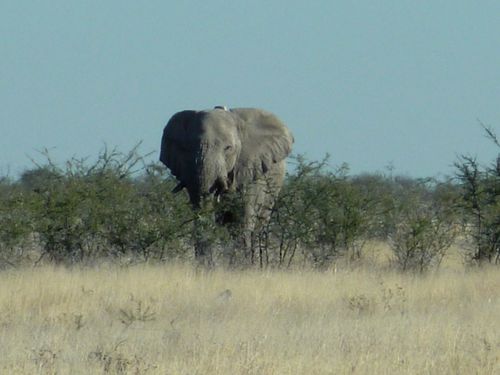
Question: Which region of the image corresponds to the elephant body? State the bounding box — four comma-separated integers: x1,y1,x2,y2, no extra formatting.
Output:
160,107,293,264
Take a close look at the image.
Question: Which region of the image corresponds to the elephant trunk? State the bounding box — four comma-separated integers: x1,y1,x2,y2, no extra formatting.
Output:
200,153,230,197
200,167,228,197
188,177,220,209
187,143,230,207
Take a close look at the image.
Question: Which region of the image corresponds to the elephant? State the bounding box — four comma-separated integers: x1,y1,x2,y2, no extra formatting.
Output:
160,106,293,265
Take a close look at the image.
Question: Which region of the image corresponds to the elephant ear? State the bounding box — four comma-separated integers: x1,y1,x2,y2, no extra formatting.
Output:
233,108,293,183
160,110,199,186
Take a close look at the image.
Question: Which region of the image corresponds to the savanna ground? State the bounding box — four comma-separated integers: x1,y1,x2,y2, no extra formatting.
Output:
1,243,499,375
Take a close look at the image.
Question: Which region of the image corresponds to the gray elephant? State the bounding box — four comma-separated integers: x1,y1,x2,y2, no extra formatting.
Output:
160,106,293,264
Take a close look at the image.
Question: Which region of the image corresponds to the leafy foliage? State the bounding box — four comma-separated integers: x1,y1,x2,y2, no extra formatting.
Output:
388,179,458,272
0,144,477,271
0,146,191,265
265,156,380,268
455,133,500,264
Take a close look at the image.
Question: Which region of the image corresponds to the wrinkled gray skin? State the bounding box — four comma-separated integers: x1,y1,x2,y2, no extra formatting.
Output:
160,107,293,264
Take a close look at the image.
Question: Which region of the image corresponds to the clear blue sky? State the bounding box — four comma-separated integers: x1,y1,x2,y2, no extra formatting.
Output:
2,1,500,178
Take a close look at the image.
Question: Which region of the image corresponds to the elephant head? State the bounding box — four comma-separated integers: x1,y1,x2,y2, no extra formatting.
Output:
160,107,293,208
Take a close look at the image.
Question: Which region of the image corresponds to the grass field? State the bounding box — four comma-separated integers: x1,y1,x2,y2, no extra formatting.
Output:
1,255,500,374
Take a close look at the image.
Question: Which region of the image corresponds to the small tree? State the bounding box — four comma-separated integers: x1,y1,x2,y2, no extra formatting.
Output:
23,145,193,263
263,156,379,269
455,159,500,263
388,181,457,272
0,179,36,267
453,124,500,264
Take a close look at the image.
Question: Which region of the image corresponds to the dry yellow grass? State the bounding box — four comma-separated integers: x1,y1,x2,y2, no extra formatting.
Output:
1,261,499,374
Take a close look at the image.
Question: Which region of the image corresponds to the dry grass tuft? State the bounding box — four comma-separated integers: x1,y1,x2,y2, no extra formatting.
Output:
1,262,500,374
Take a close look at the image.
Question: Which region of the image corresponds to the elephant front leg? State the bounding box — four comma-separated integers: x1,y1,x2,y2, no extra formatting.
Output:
193,208,215,267
243,193,260,265
242,226,255,265
194,235,213,267
242,175,282,267
193,221,213,267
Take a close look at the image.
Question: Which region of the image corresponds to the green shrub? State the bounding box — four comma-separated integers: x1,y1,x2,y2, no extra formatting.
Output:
0,146,467,270
6,146,192,264
452,124,500,264
388,180,457,272
261,156,380,268
0,179,36,267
